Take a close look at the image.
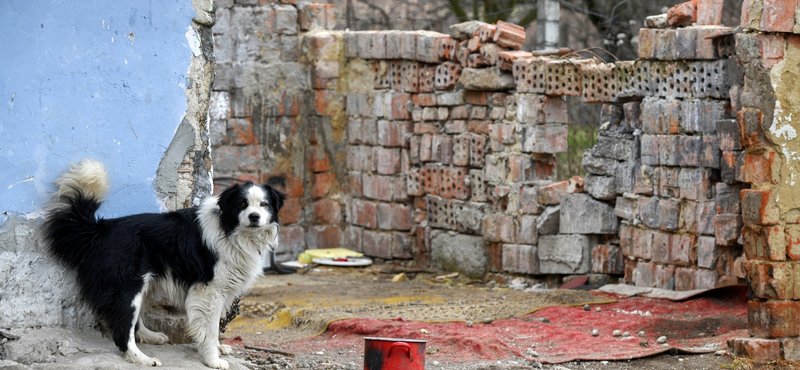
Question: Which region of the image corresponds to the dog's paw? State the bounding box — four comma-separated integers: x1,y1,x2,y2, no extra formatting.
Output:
124,350,162,367
136,331,169,345
218,344,232,355
204,358,229,369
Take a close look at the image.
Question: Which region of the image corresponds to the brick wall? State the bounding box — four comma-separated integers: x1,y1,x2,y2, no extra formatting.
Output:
210,0,746,286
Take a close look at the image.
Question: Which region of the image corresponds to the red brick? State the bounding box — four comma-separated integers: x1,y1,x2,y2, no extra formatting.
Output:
742,189,780,226
389,93,412,120
635,261,656,288
312,172,334,199
696,0,723,25
350,198,378,228
314,90,338,117
279,197,302,224
363,230,393,259
306,226,342,249
311,61,340,90
743,260,794,299
655,264,676,290
619,223,635,257
758,33,786,69
667,0,697,27
467,119,491,135
423,164,441,196
486,243,503,273
786,224,800,261
632,227,653,260
344,226,363,253
309,146,331,173
538,181,569,205
760,0,796,32
744,151,777,186
671,234,697,266
674,267,696,291
737,107,770,149
374,147,401,175
377,203,412,231
492,20,525,50
729,338,781,364
714,214,742,246
362,174,393,202
748,300,800,338
651,230,671,264
743,225,786,261
518,186,540,214
592,244,624,275
442,167,470,200
482,213,516,243
468,133,486,168
227,118,256,145
313,198,342,224
412,93,437,107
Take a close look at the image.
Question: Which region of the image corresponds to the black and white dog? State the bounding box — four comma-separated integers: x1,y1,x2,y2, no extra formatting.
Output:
44,159,285,369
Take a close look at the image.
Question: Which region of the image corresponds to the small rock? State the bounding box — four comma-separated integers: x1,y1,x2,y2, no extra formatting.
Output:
420,329,430,334
656,336,667,344
644,14,669,28
591,329,599,337
426,347,439,355
595,307,601,312
483,318,493,325
715,350,727,356
392,272,407,282
466,321,473,327
583,304,590,311
622,331,630,337
638,331,646,337
432,360,440,366
639,341,649,347
612,330,622,337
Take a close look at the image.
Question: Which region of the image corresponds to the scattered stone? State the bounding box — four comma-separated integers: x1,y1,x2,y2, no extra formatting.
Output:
595,307,601,312
391,272,407,282
640,341,649,347
426,347,439,355
592,329,599,337
583,304,591,311
638,331,646,337
657,336,667,344
644,14,669,28
622,331,630,337
613,330,622,337
458,67,515,91
715,350,726,356
466,321,473,327
483,318,493,325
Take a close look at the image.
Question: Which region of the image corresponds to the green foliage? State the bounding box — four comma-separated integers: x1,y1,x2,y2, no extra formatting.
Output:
556,126,596,181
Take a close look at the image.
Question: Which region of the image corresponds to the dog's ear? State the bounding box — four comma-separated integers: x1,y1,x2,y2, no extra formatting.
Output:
217,183,241,212
264,185,286,215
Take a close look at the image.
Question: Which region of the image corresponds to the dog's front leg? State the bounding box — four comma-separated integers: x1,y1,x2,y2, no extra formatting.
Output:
186,286,229,369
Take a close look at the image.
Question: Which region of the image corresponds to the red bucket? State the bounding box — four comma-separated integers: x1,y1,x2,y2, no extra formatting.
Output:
364,337,427,370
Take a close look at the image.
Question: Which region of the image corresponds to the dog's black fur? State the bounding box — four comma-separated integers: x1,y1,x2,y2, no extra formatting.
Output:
44,159,285,368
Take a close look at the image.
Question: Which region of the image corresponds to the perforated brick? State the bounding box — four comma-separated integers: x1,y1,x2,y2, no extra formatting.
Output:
469,169,488,202
434,62,462,90
407,167,424,196
581,62,616,103
691,59,732,99
469,133,487,168
423,164,442,196
479,23,496,42
493,20,525,49
453,133,470,167
372,61,392,90
499,50,533,71
614,60,639,99
418,65,436,93
545,59,584,96
465,53,488,68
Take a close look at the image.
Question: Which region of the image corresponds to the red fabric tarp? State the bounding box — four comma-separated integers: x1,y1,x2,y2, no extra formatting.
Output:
284,285,748,364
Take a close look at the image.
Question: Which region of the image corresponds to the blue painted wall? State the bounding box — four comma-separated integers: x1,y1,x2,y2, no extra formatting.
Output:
1,0,195,218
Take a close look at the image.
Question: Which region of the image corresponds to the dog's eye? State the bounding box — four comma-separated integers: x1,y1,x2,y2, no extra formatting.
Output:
260,202,267,207
240,202,247,208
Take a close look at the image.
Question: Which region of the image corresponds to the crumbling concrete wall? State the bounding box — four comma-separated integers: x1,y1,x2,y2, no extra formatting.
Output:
727,0,800,363
0,0,215,329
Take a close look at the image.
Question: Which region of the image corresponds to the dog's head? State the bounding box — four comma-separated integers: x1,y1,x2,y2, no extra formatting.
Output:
216,182,286,237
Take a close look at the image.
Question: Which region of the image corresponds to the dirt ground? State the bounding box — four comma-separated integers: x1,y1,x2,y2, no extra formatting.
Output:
225,264,739,370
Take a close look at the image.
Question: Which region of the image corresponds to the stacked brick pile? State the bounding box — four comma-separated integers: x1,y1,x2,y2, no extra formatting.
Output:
209,0,337,262
616,0,745,291
727,0,800,363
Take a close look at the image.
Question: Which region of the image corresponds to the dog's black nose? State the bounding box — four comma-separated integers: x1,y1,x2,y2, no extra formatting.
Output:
248,213,260,222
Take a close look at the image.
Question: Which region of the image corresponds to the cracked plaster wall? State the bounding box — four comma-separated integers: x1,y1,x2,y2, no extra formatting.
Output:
0,0,215,329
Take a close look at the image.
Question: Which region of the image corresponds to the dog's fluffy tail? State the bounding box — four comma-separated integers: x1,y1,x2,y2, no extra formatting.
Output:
44,159,110,268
